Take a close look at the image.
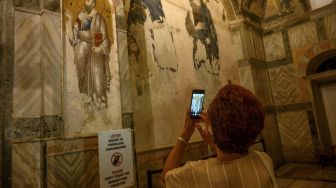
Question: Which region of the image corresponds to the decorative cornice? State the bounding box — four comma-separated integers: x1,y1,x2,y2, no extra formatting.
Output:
267,58,293,68
263,3,336,33
264,102,312,114
12,115,63,141
238,58,267,68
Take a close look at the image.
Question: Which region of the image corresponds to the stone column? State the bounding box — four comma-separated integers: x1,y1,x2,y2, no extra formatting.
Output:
1,0,14,186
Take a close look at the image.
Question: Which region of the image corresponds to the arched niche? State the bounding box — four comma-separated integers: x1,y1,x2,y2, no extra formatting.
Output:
307,49,336,75
307,49,336,156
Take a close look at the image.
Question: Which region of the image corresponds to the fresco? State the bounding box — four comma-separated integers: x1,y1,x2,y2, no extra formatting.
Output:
63,0,122,136
187,0,220,75
264,0,309,20
127,0,242,151
242,0,266,22
142,0,178,72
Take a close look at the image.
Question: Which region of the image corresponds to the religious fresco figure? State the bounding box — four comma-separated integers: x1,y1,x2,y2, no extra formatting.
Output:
142,0,178,72
188,0,220,75
128,34,147,96
65,0,112,126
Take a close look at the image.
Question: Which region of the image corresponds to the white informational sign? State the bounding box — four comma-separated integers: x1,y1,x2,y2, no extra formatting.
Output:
99,129,135,188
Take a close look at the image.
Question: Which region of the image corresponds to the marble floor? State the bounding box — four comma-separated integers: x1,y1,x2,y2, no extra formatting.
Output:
277,178,336,188
276,163,336,188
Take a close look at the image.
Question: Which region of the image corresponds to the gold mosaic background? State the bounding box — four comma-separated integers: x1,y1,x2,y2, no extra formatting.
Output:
63,0,114,43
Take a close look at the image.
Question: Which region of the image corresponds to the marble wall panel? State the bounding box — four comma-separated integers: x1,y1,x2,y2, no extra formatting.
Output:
292,45,313,77
262,113,284,167
47,137,97,156
252,65,273,106
241,28,256,59
277,111,315,163
293,40,336,78
239,65,256,94
12,118,42,139
43,116,62,138
324,12,336,39
42,13,61,70
43,69,61,115
269,64,301,106
47,149,99,187
263,32,287,62
252,31,266,61
288,22,319,49
12,142,41,188
42,13,61,116
13,11,42,118
12,116,62,140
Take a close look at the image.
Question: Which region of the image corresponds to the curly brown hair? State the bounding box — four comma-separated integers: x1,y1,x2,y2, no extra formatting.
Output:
207,84,265,154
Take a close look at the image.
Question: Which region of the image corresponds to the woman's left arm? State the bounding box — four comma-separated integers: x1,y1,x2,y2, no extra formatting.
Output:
162,110,198,179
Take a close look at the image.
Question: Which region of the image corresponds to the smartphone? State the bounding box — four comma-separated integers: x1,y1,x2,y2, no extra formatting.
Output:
190,89,205,118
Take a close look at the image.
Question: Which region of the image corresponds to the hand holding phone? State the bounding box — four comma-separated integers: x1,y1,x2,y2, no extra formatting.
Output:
190,89,205,119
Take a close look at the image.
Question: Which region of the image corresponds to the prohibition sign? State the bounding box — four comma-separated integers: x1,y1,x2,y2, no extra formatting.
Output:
111,152,123,166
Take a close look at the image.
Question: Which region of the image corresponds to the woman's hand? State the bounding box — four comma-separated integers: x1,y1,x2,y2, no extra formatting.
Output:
195,113,215,148
162,109,200,179
179,110,197,142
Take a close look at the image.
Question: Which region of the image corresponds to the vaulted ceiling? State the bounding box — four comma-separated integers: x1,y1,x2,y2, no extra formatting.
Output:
222,0,311,24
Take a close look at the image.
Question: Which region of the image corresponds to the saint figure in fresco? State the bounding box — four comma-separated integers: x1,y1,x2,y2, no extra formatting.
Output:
65,0,112,126
189,0,220,75
142,0,178,72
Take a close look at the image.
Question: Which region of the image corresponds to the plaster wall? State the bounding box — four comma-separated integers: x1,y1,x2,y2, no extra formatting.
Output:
128,0,242,151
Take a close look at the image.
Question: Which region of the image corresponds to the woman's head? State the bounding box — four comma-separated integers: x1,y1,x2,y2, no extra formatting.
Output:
207,84,265,154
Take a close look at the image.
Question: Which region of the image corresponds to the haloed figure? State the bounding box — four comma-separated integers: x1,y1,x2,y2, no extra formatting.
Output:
65,0,112,126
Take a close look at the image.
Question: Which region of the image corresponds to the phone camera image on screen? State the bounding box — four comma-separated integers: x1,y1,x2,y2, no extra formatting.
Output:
190,90,205,118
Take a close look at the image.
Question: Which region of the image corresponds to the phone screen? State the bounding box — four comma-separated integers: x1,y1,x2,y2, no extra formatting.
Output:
190,90,205,118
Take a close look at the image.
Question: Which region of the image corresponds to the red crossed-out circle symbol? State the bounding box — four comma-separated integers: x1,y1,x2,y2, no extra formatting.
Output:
111,152,123,166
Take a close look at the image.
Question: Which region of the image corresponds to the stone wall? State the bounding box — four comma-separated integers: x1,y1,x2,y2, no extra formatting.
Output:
263,5,336,163
1,0,15,186
2,0,336,187
0,0,4,183
128,0,242,152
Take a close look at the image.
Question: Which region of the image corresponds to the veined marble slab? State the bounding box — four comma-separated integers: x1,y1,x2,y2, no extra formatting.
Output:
269,64,301,106
12,142,41,188
277,111,315,163
47,149,99,187
324,12,336,39
263,32,287,62
288,21,319,49
42,12,62,116
13,10,42,118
